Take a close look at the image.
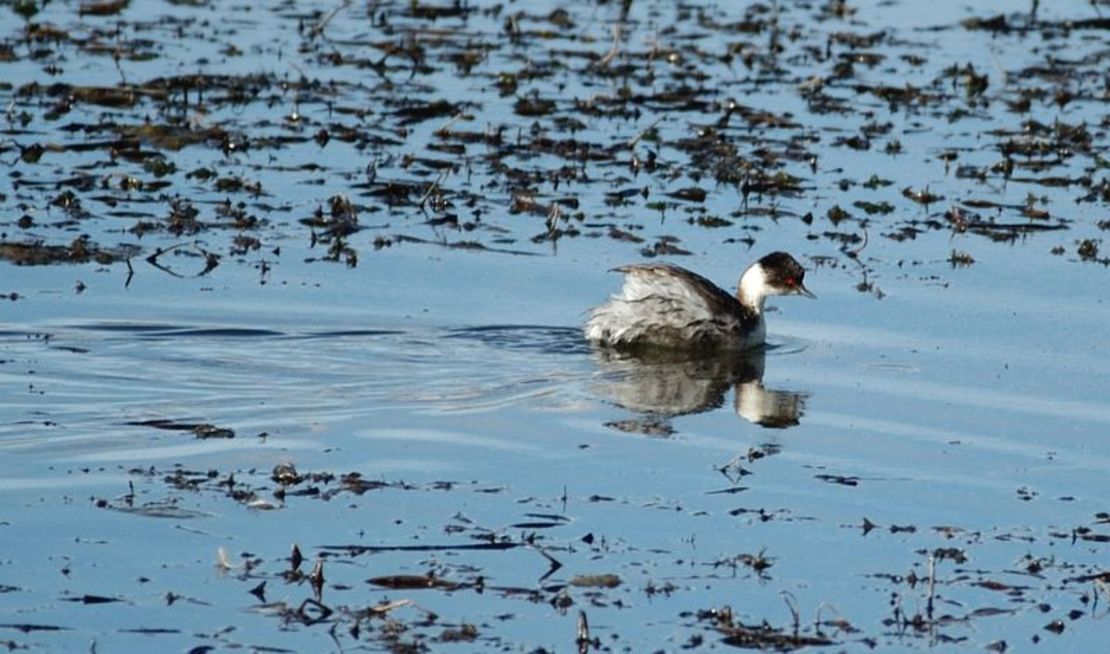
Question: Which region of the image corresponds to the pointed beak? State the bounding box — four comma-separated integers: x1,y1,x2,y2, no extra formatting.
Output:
797,283,816,299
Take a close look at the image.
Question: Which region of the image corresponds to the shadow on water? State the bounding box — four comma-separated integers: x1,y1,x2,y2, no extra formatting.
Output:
591,347,809,430
443,324,812,430
445,325,810,430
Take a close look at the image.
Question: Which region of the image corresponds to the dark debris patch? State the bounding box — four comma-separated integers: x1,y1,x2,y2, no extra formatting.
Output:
60,594,124,605
695,605,835,650
604,417,675,437
368,574,464,591
0,623,69,633
126,419,235,439
815,473,860,487
0,238,136,266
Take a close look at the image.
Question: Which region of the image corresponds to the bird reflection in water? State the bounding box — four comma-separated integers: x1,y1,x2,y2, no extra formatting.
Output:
591,348,808,433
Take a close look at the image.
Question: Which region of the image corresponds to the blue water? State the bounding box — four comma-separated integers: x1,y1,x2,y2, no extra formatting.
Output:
1,0,1108,651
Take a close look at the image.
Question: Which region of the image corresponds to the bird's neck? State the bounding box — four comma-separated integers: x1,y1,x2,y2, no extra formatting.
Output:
737,264,768,313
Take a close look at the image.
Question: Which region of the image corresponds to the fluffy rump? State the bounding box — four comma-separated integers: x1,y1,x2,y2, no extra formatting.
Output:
584,265,760,350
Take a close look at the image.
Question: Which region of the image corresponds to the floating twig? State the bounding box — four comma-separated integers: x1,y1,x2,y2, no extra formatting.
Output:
309,0,353,40
596,24,621,68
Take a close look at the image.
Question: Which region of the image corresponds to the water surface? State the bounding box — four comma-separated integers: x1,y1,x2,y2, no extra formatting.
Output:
1,0,1108,651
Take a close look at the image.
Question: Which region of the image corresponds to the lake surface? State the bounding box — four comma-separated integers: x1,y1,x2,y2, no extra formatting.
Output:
1,0,1107,651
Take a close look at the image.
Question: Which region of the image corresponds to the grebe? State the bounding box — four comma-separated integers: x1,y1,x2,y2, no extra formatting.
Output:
585,252,814,350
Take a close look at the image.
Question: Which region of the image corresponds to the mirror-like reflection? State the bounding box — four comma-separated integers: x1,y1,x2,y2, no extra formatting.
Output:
591,347,809,430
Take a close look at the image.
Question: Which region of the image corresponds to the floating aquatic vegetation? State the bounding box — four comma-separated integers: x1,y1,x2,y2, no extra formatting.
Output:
0,0,1102,299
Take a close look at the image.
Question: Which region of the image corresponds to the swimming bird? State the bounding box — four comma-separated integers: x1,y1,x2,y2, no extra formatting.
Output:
584,252,814,350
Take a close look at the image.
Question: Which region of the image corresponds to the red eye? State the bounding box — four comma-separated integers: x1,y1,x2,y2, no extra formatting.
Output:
785,277,796,286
